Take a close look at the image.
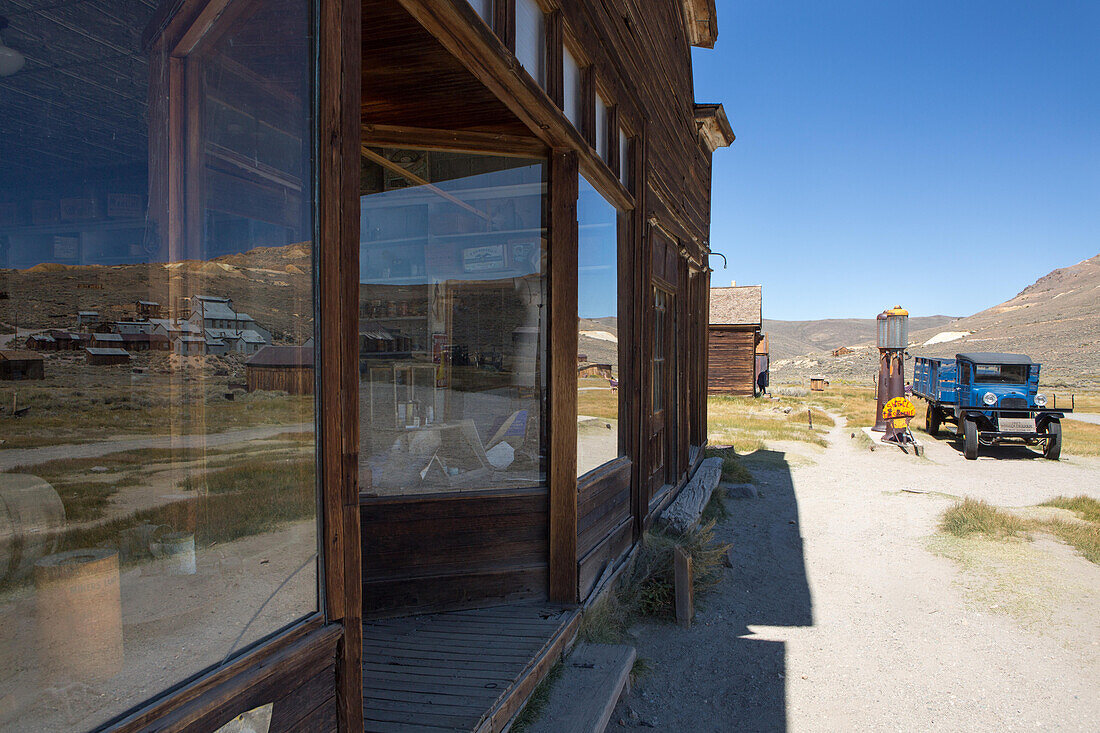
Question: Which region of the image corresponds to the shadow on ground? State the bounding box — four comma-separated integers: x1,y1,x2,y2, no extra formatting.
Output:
923,428,1045,461
612,449,812,732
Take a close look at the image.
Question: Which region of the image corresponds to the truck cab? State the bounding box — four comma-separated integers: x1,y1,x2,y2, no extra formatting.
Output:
914,352,1069,460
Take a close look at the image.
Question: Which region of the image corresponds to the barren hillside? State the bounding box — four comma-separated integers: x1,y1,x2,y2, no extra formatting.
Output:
0,244,313,343
763,315,957,360
771,254,1100,388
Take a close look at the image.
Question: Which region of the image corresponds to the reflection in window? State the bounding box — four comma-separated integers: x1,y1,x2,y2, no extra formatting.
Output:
595,92,610,161
468,0,493,23
516,0,546,88
577,178,621,477
563,46,584,128
359,150,546,495
0,1,317,730
619,129,631,188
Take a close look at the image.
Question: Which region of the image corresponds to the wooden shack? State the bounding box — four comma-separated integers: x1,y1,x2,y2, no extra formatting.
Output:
0,1,734,731
578,362,613,379
246,345,315,395
85,347,131,366
0,350,44,380
707,285,764,396
811,375,830,391
832,346,853,357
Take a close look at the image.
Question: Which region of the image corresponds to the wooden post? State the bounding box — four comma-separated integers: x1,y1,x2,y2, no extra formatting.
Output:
808,408,813,429
674,546,693,629
319,0,362,729
548,149,580,603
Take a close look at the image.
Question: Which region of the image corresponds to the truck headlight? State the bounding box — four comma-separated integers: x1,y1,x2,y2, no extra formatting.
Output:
1035,393,1047,407
983,392,997,406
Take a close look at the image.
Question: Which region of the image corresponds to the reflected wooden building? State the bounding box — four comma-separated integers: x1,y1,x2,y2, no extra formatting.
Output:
0,0,734,730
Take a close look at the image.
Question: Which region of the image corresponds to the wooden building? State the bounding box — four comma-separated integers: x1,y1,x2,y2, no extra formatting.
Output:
811,375,830,391
85,347,132,366
246,345,315,395
0,1,733,731
707,285,764,396
832,346,853,357
0,350,44,380
578,362,613,379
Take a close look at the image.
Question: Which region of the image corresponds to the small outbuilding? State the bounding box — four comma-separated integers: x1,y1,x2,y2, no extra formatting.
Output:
577,363,613,379
246,345,314,395
708,285,764,396
832,346,853,357
810,375,830,391
0,350,45,380
25,333,57,351
85,347,131,366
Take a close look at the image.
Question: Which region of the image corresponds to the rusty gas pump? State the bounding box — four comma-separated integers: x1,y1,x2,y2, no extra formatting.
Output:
873,306,908,432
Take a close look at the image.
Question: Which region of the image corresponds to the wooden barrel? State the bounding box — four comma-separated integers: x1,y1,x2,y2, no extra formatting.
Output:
34,548,123,682
0,474,65,582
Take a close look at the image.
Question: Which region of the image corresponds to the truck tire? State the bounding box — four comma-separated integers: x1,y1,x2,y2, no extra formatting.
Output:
1043,420,1062,460
963,418,978,460
926,404,941,437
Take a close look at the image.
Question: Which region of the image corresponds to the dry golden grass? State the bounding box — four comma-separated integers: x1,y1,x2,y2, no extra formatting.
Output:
576,384,618,420
942,496,1100,565
707,394,832,451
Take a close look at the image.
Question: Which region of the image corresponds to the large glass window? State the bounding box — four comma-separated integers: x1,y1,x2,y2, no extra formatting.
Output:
595,92,610,161
577,178,621,476
516,0,546,88
0,1,317,730
563,46,584,129
359,150,546,495
468,0,493,23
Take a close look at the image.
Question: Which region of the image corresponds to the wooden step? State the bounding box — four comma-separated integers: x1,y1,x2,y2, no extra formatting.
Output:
525,643,636,733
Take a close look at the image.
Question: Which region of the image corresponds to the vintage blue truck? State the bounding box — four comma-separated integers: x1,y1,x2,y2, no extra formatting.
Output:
912,352,1071,460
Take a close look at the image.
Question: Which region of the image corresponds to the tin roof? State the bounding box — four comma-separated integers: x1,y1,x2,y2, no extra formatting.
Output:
94,333,123,341
86,347,129,356
246,345,314,368
957,352,1033,365
709,285,762,326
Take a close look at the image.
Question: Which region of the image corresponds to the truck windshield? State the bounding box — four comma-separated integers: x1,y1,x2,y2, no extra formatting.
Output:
974,363,1028,384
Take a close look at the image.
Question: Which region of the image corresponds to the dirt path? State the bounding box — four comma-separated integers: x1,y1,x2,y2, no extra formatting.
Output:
1066,412,1100,425
0,422,311,470
612,418,1100,732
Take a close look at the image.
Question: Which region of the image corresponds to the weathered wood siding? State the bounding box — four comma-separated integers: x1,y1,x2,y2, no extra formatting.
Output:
708,326,758,396
361,490,549,618
576,458,632,598
246,366,314,395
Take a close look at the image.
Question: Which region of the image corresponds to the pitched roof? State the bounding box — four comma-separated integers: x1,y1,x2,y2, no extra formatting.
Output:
709,285,762,326
86,347,129,356
246,345,314,368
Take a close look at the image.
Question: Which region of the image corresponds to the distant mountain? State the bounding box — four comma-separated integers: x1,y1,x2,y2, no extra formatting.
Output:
0,244,312,342
911,253,1100,378
770,254,1100,387
763,315,957,361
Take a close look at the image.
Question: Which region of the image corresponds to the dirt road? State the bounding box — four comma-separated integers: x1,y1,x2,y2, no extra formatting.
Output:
612,419,1100,732
0,422,312,470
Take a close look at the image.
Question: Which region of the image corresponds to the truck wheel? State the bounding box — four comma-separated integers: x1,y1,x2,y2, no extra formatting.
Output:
963,418,978,460
926,404,940,437
1043,420,1062,460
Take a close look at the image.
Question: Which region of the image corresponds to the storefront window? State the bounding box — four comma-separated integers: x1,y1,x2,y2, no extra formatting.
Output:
516,0,547,88
577,177,621,476
0,1,317,730
563,46,584,129
359,150,546,495
595,92,610,161
468,0,493,23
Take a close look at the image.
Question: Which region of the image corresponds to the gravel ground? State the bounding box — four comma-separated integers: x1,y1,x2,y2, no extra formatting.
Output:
611,418,1100,732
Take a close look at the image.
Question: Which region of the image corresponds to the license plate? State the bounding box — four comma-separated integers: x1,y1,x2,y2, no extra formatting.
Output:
999,417,1036,433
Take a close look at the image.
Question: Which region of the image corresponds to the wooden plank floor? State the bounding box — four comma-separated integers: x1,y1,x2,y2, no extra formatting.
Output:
362,603,578,732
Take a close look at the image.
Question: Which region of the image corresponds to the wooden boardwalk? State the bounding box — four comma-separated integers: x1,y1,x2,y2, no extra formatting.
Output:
362,603,579,732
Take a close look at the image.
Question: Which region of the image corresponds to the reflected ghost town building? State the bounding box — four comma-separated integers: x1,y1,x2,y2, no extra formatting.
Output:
0,0,733,730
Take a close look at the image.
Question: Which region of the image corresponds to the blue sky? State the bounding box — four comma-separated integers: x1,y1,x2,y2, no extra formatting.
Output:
692,0,1100,321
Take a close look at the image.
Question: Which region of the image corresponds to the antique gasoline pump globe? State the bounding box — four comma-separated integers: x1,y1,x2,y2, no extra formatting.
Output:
877,305,909,350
